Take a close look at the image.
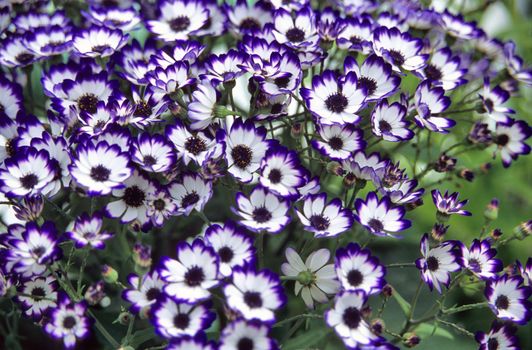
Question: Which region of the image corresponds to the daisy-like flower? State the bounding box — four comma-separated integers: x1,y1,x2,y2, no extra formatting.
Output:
188,82,219,130
218,118,274,183
344,55,400,102
440,10,480,40
167,120,220,166
77,101,117,136
151,295,215,340
17,276,58,320
460,239,503,280
296,193,353,238
219,319,279,350
122,270,165,314
159,239,219,303
259,146,308,199
201,50,248,86
146,0,209,41
233,186,291,234
377,178,424,205
342,151,388,182
224,265,286,323
72,26,128,58
479,78,514,123
371,99,414,142
335,243,386,296
312,123,365,160
69,141,132,196
204,221,256,278
147,189,177,227
413,80,454,133
0,76,23,120
485,274,531,325
354,192,411,238
415,234,462,293
167,336,216,350
494,119,531,168
325,290,381,347
281,247,339,309
65,212,112,249
0,35,39,68
225,0,273,36
131,133,175,173
300,70,367,125
0,148,54,197
259,51,302,96
44,295,90,349
416,48,467,90
147,61,196,96
150,40,205,69
336,17,373,54
504,41,532,85
272,6,319,50
372,26,428,72
83,6,141,32
475,321,520,350
168,173,213,216
431,189,471,218
24,25,73,57
12,11,69,32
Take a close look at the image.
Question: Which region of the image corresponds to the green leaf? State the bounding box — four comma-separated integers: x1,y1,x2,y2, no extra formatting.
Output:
128,327,157,348
392,288,411,316
283,328,330,350
415,323,454,340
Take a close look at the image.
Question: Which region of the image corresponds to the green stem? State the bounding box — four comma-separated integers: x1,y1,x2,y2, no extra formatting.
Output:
273,313,323,328
442,302,489,315
256,232,264,268
386,263,416,268
436,318,475,337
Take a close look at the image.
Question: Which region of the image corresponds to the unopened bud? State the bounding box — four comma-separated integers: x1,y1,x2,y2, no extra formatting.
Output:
513,220,532,240
381,284,393,298
431,223,449,241
101,265,118,284
403,332,421,348
484,198,499,221
139,305,151,320
118,311,133,326
405,198,424,211
490,228,503,240
326,161,344,176
291,123,302,138
361,306,372,318
371,319,385,335
84,280,105,305
343,172,357,188
458,168,475,182
480,163,492,173
133,243,152,270
434,154,456,173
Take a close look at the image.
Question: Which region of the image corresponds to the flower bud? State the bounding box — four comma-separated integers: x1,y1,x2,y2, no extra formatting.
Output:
101,265,118,284
480,163,492,173
484,198,499,221
458,168,475,182
434,154,456,173
343,172,357,188
405,198,423,211
296,270,314,286
513,220,532,240
436,211,450,223
326,161,344,176
403,332,421,348
361,305,372,318
84,280,105,305
133,243,152,270
468,122,492,144
490,228,503,240
290,123,302,138
431,223,449,241
381,284,393,298
13,195,44,222
371,319,385,335
118,311,133,326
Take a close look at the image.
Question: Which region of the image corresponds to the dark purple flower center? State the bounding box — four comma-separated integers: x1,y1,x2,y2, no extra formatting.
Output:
243,291,263,308
487,337,499,350
20,174,39,189
231,145,253,169
468,258,480,272
367,219,384,233
271,103,283,114
181,191,200,208
274,76,290,88
328,136,344,150
32,246,46,258
388,50,405,66
62,316,77,329
143,155,157,166
184,266,205,286
309,215,330,231
495,134,509,147
169,16,190,32
134,101,153,117
15,52,34,65
494,295,509,310
252,207,272,223
184,136,207,155
173,313,190,329
146,287,161,301
31,287,46,298
218,246,234,263
268,169,282,184
153,199,166,211
77,93,99,114
424,64,442,81
349,35,362,45
123,185,146,207
483,98,494,112
240,18,261,32
92,45,110,53
286,27,305,43
426,256,439,271
358,76,377,96
237,337,254,350
379,120,392,133
347,269,364,287
342,307,362,329
90,165,111,182
325,93,348,113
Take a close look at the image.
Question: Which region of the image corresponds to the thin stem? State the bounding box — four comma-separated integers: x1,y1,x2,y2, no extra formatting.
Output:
442,302,489,315
256,232,264,268
386,263,416,268
87,309,120,348
273,313,323,328
436,318,475,337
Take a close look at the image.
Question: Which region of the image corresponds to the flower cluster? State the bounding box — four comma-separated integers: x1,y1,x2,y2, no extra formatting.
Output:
0,0,530,349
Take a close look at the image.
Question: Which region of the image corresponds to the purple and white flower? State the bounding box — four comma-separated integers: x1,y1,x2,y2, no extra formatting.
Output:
167,120,220,166
168,173,213,216
336,17,373,54
17,276,58,320
72,26,128,58
372,26,428,72
416,48,467,90
485,274,531,325
480,78,514,123
83,6,141,32
187,82,219,131
272,7,319,49
131,133,175,173
225,0,273,36
44,295,90,349
475,321,520,350
146,0,209,41
296,193,353,238
122,270,165,313
342,151,388,182
413,80,454,133
494,119,531,168
219,319,279,350
431,189,471,217
65,212,112,249
370,99,414,142
312,123,365,160
259,146,308,199
460,239,503,280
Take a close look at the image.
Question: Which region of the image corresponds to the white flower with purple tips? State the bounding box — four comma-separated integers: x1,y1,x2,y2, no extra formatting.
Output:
354,192,411,237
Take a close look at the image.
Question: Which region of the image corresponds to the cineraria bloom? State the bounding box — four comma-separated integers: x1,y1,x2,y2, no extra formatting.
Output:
72,26,128,58
122,270,165,313
296,193,353,238
77,101,117,136
354,192,411,238
0,148,54,197
494,119,531,168
131,133,175,173
151,295,215,340
147,190,177,227
44,295,90,349
413,80,454,133
150,40,205,69
475,321,520,350
24,25,73,57
272,7,319,49
325,290,381,347
146,0,209,41
201,50,248,86
65,211,112,249
17,276,58,320
147,61,196,96
344,55,400,102
167,120,219,166
168,173,213,216
342,151,388,182
83,6,141,32
336,17,373,54
312,123,365,160
105,171,156,225
116,39,158,85
219,319,279,350
372,26,428,72
159,239,219,303
479,78,514,123
259,52,302,96
127,86,169,127
415,234,462,293
225,0,273,36
281,248,339,309
504,41,532,85
41,61,83,99
440,10,480,40
233,186,291,234
300,70,367,125
431,189,471,217
204,221,256,278
0,35,38,68
335,243,386,296
370,99,414,142
0,76,23,120
516,258,532,286
224,265,286,323
167,336,216,350
485,274,531,325
377,178,424,205
69,141,132,196
259,146,308,199
218,118,274,183
187,82,219,130
416,48,467,91
460,239,503,280
12,11,69,32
